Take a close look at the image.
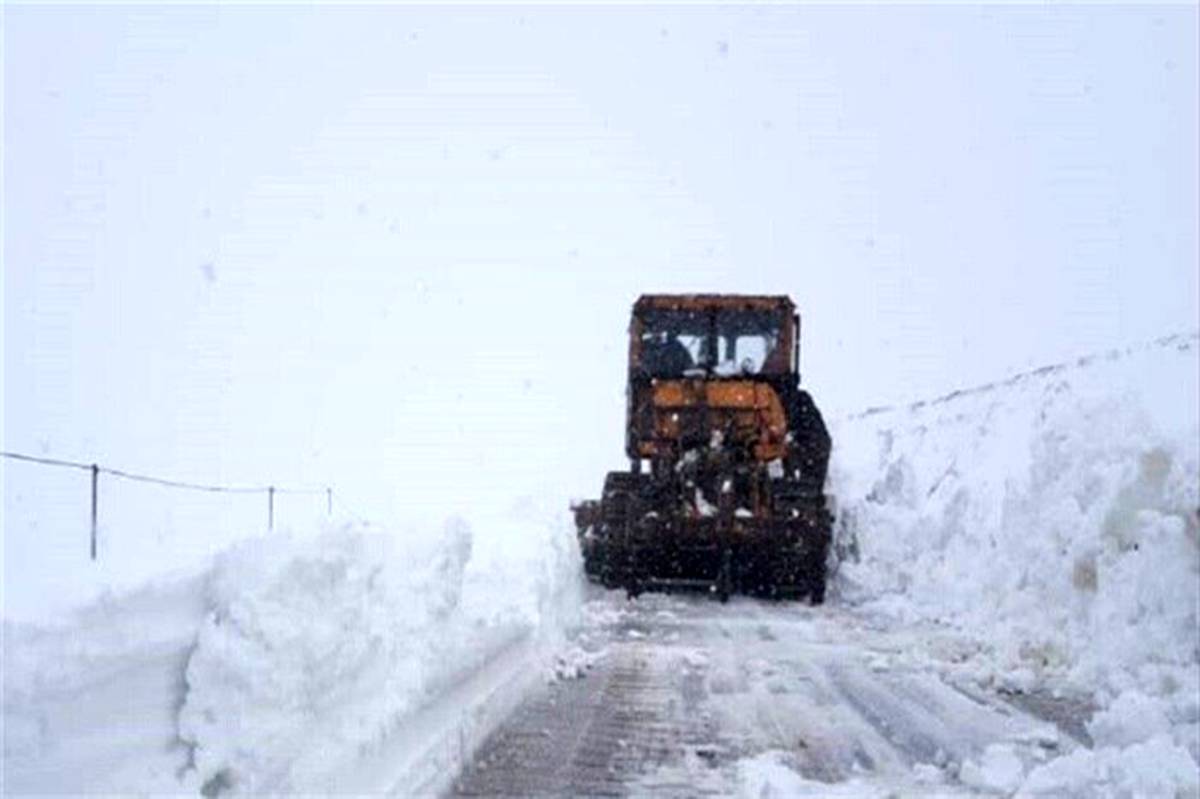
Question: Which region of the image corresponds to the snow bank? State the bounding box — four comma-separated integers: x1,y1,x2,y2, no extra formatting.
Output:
3,510,583,795
2,575,208,794
831,332,1200,791
182,513,580,795
1016,733,1199,798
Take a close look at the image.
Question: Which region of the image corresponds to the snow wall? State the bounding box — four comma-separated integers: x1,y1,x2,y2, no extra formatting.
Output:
3,510,583,795
830,332,1200,786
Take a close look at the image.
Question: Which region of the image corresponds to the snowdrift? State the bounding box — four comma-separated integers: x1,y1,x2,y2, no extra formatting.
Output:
831,332,1200,789
2,575,208,792
3,511,582,795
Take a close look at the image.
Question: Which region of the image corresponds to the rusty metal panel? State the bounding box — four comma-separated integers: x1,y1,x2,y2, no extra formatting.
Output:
633,294,795,314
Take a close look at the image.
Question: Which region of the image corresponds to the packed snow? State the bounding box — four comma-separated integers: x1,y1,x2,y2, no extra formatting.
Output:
830,332,1200,796
736,750,896,798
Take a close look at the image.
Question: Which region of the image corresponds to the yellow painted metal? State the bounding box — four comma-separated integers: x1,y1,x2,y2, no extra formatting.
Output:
642,379,788,461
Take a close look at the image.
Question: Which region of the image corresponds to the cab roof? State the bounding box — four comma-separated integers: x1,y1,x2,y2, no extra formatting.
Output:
633,294,795,314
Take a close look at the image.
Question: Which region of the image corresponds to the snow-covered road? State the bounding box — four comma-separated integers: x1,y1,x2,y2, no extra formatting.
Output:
453,589,1077,797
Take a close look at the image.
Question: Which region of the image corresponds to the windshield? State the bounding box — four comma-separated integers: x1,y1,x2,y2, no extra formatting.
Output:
637,309,784,378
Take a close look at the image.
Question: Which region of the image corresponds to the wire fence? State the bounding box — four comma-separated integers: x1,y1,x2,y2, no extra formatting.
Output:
838,330,1199,422
2,450,340,561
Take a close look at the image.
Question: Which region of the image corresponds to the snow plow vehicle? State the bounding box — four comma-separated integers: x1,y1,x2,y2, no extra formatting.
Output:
573,294,833,603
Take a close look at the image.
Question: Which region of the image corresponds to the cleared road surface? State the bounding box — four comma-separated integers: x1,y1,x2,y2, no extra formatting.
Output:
452,589,1084,797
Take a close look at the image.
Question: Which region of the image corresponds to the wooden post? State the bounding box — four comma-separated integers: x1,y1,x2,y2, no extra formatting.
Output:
90,464,99,561
326,487,332,516
268,486,275,530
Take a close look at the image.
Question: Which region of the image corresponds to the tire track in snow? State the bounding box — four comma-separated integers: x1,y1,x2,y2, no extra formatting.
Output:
453,591,1071,796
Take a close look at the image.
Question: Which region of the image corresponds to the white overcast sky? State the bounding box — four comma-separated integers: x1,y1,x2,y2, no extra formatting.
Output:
4,4,1198,531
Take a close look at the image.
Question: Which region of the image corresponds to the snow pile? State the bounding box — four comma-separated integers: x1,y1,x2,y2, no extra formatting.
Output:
1017,734,1198,798
736,750,890,798
952,713,1198,799
547,645,606,681
459,500,585,642
181,513,581,794
959,743,1025,794
831,333,1200,792
182,522,471,793
3,511,583,795
1010,690,1200,797
2,576,208,794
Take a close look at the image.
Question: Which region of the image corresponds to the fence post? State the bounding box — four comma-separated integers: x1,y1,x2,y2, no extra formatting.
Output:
90,464,99,561
327,487,332,516
268,486,275,530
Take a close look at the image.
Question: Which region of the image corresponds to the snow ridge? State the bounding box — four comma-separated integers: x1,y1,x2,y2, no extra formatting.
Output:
3,512,583,795
845,331,1198,422
831,331,1199,794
